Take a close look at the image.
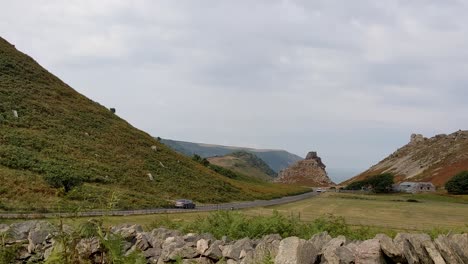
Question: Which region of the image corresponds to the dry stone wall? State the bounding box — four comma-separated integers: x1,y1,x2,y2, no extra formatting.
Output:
0,221,467,263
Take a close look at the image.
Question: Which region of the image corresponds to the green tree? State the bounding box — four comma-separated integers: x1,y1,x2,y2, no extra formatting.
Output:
345,173,394,193
44,173,84,193
445,171,468,194
367,173,394,193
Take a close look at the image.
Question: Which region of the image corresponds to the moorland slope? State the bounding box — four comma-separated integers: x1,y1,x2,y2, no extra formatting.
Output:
161,139,302,172
344,131,468,186
0,37,305,211
207,151,277,181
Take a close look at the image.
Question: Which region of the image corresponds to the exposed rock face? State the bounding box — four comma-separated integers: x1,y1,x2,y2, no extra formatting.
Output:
345,130,468,186
275,151,335,186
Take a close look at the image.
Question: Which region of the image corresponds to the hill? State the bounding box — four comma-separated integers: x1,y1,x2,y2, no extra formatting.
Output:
275,151,335,187
343,131,468,186
0,37,306,211
160,139,302,172
207,151,277,181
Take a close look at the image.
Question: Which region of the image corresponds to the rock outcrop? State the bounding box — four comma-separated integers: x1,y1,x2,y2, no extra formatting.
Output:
275,152,335,186
344,130,468,186
1,221,467,264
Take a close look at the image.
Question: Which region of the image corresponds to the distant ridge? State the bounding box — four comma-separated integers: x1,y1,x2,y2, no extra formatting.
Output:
208,151,277,181
343,131,468,186
160,139,302,172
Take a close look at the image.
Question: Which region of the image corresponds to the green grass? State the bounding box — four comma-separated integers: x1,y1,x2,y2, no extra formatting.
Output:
3,191,464,240
0,36,307,212
247,192,468,232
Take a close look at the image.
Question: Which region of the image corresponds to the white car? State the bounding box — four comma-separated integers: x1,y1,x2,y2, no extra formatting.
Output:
316,188,325,193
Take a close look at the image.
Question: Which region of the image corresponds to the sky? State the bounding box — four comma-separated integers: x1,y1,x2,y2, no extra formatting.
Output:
2,0,468,182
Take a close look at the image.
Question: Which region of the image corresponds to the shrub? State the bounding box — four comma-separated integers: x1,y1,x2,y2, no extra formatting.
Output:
445,171,468,194
345,173,394,193
149,211,394,241
44,173,84,193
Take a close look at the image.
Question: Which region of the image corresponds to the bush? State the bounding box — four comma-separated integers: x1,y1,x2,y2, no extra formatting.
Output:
44,173,84,193
149,211,394,241
445,171,468,194
345,173,394,193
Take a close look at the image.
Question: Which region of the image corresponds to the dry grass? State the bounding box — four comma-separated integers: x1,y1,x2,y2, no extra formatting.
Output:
4,192,464,234
244,192,468,232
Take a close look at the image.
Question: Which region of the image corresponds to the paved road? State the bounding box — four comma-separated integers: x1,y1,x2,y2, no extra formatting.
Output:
0,191,319,219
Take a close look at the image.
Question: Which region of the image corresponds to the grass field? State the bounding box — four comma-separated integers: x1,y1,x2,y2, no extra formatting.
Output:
3,192,466,236
243,192,468,232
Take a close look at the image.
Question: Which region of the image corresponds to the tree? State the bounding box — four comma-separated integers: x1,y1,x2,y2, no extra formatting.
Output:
44,173,84,193
368,173,394,193
445,171,468,194
192,154,209,167
345,173,394,193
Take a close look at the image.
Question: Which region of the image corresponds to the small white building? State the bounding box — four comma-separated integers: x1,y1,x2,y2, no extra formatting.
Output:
393,182,436,193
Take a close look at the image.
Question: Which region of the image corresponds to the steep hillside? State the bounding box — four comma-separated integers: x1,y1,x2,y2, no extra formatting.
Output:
0,37,306,211
207,151,277,181
160,139,302,172
275,152,335,187
344,131,468,186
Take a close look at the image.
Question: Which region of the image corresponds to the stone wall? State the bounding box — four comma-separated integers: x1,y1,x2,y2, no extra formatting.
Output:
0,221,467,263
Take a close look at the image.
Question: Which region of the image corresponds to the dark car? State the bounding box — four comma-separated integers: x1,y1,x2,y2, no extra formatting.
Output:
175,199,196,209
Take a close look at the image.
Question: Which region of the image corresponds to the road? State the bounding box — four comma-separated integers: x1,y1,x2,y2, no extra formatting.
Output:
0,191,319,219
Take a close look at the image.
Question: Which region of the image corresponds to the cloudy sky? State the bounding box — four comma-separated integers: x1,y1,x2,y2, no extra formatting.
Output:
2,0,468,182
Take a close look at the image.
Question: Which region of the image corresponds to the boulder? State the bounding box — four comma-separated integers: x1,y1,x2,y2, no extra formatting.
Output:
335,242,359,264
182,257,214,264
222,238,253,261
28,228,52,253
160,236,198,261
375,234,404,263
275,236,318,264
135,232,150,251
434,234,464,264
252,234,281,263
184,233,201,243
309,232,332,252
9,221,41,241
319,235,347,263
394,233,432,264
422,240,446,264
197,239,211,255
76,238,101,260
148,228,182,249
144,247,162,259
448,233,468,263
111,224,143,242
355,239,384,264
203,240,224,260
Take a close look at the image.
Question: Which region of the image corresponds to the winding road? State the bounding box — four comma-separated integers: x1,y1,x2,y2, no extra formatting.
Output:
0,191,319,219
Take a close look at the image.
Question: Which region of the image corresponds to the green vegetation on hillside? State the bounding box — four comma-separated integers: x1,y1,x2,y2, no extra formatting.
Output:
0,37,306,212
230,151,277,177
207,151,277,181
161,138,302,172
345,173,394,193
445,171,468,194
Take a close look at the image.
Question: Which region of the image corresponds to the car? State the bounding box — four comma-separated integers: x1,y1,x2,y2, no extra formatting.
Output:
175,199,196,209
316,188,324,193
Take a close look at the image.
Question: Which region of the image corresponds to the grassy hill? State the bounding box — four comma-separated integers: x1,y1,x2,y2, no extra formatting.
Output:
160,139,302,172
0,37,307,212
342,131,468,187
207,151,277,181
